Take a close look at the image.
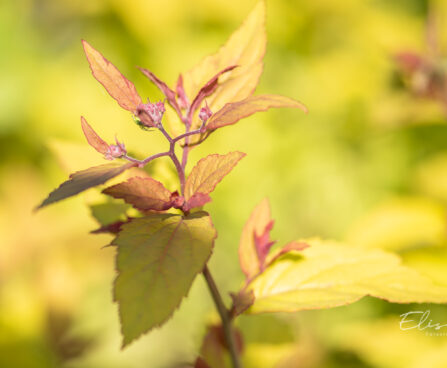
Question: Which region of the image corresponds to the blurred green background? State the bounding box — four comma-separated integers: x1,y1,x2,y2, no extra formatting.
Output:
2,0,447,367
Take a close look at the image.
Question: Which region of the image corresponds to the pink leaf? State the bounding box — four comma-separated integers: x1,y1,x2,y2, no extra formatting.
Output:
254,220,276,270
82,40,142,112
266,241,309,267
183,193,212,212
176,74,189,110
206,94,308,132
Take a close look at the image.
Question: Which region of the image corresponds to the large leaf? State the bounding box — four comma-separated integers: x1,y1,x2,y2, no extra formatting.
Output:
182,1,266,120
36,162,135,210
113,212,216,346
206,94,308,132
247,239,447,314
82,40,142,112
103,177,173,211
184,152,245,200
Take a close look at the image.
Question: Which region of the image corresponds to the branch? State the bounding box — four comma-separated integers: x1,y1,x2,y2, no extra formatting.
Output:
202,265,242,368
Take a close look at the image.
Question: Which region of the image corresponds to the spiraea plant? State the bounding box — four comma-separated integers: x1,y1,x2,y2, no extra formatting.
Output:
38,2,447,367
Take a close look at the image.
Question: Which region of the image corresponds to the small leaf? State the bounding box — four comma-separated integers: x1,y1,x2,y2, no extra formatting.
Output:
80,116,109,155
183,193,212,212
247,239,447,314
266,241,309,268
206,94,308,132
103,177,173,211
36,163,135,210
253,220,276,270
230,289,255,317
82,40,142,112
185,152,245,200
238,198,272,280
138,67,181,114
91,220,131,235
113,212,216,346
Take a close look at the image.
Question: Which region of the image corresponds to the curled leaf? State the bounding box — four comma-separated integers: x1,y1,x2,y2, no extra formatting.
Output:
36,163,135,210
82,40,142,112
183,193,212,212
103,176,173,211
206,94,308,132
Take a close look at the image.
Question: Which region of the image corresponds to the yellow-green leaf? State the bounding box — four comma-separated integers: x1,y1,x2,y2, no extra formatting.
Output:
184,152,245,200
82,40,142,112
36,162,135,210
182,1,266,122
247,239,447,314
206,94,308,132
113,212,216,347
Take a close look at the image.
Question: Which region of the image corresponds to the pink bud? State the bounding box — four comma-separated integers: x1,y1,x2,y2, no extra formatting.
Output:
104,138,126,160
136,100,166,127
199,103,212,123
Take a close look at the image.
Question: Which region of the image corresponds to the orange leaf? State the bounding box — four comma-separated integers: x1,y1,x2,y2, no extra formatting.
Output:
184,152,245,200
80,116,109,155
206,94,308,132
238,198,272,279
103,177,173,211
82,40,142,112
36,162,135,210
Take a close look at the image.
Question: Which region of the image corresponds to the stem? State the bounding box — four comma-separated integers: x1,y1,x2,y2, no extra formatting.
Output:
202,265,242,368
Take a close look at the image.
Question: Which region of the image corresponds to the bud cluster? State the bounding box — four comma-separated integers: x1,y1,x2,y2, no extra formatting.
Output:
136,100,166,128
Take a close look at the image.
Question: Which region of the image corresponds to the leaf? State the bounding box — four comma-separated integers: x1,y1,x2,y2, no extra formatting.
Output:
184,152,245,200
246,239,447,314
238,198,272,280
103,177,173,211
206,94,308,132
138,67,181,114
189,66,238,117
113,212,216,346
36,163,135,210
183,193,212,212
82,40,142,112
253,220,276,269
182,1,266,121
80,116,109,155
230,289,255,317
90,201,131,226
266,241,309,268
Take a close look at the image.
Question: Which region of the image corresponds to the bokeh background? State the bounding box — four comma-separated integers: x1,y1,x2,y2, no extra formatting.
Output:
2,0,447,367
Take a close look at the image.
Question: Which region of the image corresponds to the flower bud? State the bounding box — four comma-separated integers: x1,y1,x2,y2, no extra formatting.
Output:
199,103,212,123
136,100,165,128
104,138,126,160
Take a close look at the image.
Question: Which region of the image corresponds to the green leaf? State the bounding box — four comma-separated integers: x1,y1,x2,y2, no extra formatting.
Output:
113,212,217,347
36,162,135,210
206,94,308,132
90,201,130,226
247,239,447,314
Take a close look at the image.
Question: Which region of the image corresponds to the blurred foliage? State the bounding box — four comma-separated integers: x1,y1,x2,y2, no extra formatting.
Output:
2,0,447,366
